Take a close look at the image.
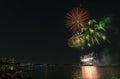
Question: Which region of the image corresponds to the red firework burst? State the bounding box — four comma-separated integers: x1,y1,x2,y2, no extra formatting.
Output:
66,8,89,32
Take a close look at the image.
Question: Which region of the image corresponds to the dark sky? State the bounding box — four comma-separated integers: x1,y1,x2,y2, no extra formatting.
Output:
0,0,120,64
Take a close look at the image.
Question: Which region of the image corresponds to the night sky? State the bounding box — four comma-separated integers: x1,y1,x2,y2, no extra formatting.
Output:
0,0,120,64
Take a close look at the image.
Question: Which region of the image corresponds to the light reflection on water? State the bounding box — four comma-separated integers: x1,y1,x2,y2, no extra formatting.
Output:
71,66,98,79
71,65,120,79
81,66,98,79
22,65,120,79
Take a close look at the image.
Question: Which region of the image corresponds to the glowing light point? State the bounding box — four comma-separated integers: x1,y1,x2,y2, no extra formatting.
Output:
89,29,94,33
87,43,92,47
102,35,107,40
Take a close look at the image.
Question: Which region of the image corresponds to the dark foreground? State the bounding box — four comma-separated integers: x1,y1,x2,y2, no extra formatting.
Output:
1,64,120,79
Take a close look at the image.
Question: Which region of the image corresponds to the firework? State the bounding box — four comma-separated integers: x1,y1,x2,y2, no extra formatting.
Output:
80,52,95,65
84,19,107,47
66,8,89,33
66,7,110,48
67,18,108,48
68,32,86,49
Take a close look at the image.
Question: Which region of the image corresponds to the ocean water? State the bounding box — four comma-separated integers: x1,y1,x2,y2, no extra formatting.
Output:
1,64,120,79
24,64,74,79
22,64,120,79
